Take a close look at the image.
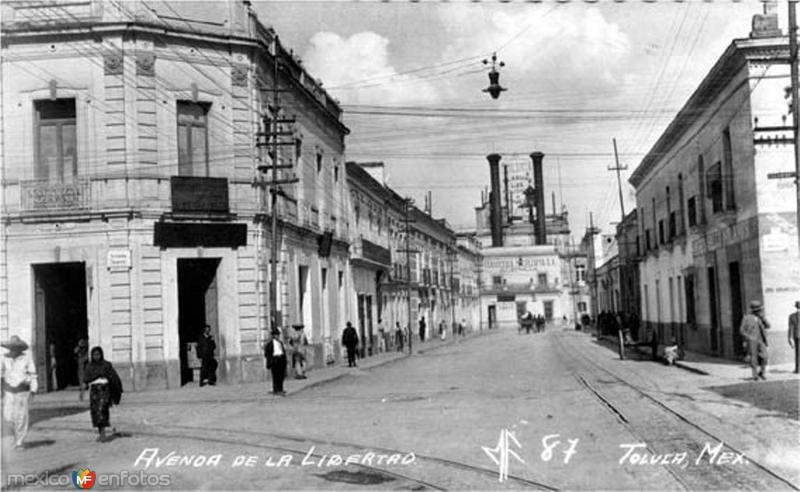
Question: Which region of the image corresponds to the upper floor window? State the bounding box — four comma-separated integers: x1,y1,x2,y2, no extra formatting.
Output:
687,196,698,227
537,273,548,287
575,265,586,283
177,101,210,176
295,138,302,163
722,128,735,210
316,152,323,173
707,162,723,214
35,99,77,181
334,165,339,182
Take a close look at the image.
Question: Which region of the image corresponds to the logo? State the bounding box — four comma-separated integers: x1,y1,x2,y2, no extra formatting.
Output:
72,468,96,489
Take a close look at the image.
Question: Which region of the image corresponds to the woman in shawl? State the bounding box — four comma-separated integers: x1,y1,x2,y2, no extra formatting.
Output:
83,347,123,442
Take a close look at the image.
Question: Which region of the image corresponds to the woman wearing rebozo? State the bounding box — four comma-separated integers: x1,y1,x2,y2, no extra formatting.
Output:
83,346,123,442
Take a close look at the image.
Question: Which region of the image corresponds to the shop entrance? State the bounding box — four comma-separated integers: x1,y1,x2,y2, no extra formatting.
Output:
33,262,88,392
177,258,221,385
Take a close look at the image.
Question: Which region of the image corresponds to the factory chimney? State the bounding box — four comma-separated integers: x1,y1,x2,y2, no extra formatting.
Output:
487,153,503,247
530,152,547,245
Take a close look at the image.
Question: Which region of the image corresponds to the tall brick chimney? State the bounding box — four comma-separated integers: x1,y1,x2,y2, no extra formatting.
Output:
487,153,503,247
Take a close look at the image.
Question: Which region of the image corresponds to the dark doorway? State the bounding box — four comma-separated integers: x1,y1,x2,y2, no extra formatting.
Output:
729,262,745,356
177,258,221,385
357,294,367,358
33,263,88,392
707,266,719,353
488,305,496,330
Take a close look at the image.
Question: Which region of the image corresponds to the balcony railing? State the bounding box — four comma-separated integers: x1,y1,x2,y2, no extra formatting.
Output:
20,178,91,212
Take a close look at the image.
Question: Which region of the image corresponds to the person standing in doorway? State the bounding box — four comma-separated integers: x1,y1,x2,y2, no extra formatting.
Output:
1,336,37,449
289,324,309,379
265,328,287,395
197,325,217,386
395,322,404,352
83,346,123,442
342,322,359,368
740,300,770,380
788,301,800,374
419,317,426,343
74,338,88,401
440,319,447,341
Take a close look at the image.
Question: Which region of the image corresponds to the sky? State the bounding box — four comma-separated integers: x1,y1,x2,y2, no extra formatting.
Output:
252,0,768,238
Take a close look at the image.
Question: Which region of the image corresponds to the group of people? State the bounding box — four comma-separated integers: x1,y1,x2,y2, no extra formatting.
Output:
738,299,800,380
519,312,547,334
2,336,123,448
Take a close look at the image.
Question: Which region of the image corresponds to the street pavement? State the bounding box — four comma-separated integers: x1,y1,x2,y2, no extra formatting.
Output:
2,326,799,490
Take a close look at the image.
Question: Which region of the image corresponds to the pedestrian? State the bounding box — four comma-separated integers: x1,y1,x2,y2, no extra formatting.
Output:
83,346,123,442
1,336,37,449
289,324,309,379
523,312,533,334
49,342,58,390
395,322,404,352
73,338,88,401
376,319,386,353
439,319,447,341
740,300,770,380
265,328,287,395
196,325,217,386
342,322,359,367
788,300,800,374
419,317,426,343
459,318,465,337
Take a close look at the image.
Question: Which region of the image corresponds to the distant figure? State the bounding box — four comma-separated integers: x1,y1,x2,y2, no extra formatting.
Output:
342,322,359,368
376,319,386,353
196,325,217,386
788,301,799,374
74,338,89,401
439,320,447,341
536,315,546,333
49,343,58,391
289,324,309,379
83,346,123,442
265,328,287,395
523,312,534,335
395,322,404,352
1,336,38,448
419,317,426,343
459,318,466,337
740,300,770,380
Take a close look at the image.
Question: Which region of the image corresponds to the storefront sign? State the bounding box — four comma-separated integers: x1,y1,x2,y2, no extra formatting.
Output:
154,222,247,248
107,249,132,271
484,255,557,273
170,176,229,214
692,217,758,256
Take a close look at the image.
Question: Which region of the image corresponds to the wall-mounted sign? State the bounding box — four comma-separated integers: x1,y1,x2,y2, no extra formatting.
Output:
107,249,132,271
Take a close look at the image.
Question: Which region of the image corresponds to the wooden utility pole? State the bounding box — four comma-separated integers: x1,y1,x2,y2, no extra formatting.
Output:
610,138,627,222
397,198,418,355
790,1,800,256
256,35,298,337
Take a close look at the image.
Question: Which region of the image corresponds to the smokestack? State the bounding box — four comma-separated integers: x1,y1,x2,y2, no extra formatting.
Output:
487,153,503,247
530,152,546,245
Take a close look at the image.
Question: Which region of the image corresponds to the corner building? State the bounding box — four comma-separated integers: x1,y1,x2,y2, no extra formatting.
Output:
0,0,350,391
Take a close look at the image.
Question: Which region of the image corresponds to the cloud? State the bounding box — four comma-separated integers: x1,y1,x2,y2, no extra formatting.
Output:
436,4,632,106
302,31,442,106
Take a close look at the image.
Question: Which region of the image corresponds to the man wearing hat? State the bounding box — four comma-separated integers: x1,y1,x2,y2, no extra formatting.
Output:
739,300,770,380
1,336,38,448
264,328,287,395
788,301,800,374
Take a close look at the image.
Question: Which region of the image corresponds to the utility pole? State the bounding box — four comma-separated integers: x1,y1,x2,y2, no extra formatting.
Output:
446,246,458,333
588,212,600,337
790,1,800,257
397,198,418,355
610,138,627,222
256,35,299,338
610,138,628,358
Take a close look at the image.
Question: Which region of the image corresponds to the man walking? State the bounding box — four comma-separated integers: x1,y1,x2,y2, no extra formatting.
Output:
740,300,770,380
1,336,38,448
395,322,404,352
197,325,217,386
342,322,359,368
788,301,800,374
265,328,287,395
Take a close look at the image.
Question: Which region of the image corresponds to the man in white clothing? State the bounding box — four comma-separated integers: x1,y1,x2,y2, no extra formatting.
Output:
1,336,38,448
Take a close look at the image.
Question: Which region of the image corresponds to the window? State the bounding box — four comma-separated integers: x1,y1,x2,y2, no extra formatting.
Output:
537,273,548,287
658,219,665,244
316,152,323,173
645,229,652,250
677,174,685,235
669,211,677,240
492,275,502,287
577,301,587,312
722,128,735,210
35,99,77,181
543,300,553,319
687,197,697,227
177,101,209,176
295,138,302,162
697,155,706,223
334,165,339,182
576,264,586,283
707,162,723,213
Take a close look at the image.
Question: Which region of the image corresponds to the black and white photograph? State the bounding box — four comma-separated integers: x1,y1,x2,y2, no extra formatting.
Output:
1,0,799,489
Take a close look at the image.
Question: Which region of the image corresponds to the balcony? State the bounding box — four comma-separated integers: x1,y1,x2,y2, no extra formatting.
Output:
20,178,91,212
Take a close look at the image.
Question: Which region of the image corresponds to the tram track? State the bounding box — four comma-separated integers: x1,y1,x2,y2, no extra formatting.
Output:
552,332,799,491
35,420,559,490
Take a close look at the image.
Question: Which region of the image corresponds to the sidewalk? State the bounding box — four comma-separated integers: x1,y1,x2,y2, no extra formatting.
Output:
29,329,494,412
594,332,798,381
